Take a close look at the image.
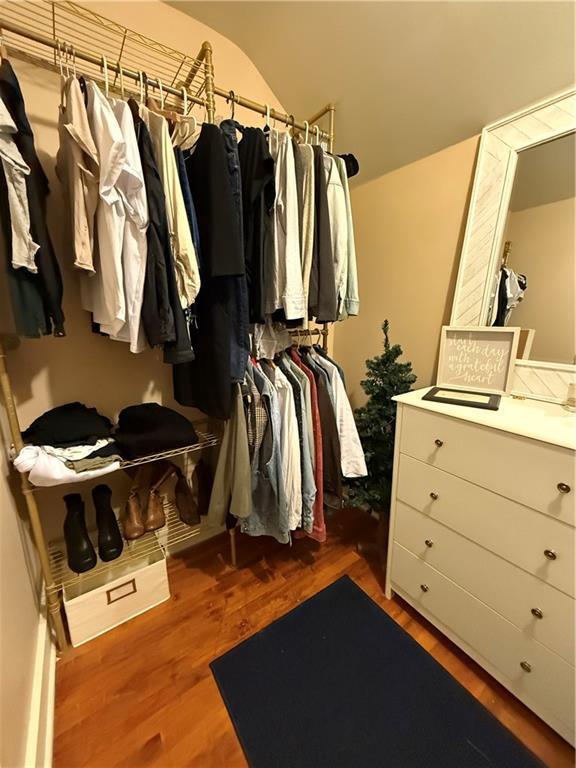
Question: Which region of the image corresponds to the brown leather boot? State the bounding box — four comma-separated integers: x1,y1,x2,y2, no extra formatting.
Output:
144,488,166,531
143,464,173,532
124,488,145,540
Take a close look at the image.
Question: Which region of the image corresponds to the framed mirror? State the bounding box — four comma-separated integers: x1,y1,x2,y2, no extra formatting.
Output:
451,89,576,403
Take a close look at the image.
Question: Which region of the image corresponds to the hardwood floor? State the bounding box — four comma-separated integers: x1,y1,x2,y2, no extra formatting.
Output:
55,508,574,768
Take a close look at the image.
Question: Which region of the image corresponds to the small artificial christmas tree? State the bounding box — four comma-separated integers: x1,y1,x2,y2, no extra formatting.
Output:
348,320,417,514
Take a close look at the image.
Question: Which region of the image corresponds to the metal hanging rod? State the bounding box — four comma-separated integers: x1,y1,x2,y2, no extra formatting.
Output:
214,84,334,149
0,19,208,106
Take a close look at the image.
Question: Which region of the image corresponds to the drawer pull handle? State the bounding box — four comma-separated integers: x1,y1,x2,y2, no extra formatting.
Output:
557,482,571,494
425,539,434,548
544,549,557,561
429,492,439,501
420,583,429,593
520,661,532,673
531,607,544,620
434,439,444,448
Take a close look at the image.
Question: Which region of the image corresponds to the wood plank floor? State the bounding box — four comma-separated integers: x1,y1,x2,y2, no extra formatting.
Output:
54,508,574,768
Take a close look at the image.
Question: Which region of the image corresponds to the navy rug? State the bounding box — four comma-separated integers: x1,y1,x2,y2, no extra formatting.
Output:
210,576,542,768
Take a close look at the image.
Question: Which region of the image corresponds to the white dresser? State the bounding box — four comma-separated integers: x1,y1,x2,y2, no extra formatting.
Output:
386,388,576,744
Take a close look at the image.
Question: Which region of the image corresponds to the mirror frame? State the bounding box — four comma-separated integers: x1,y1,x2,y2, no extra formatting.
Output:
450,88,576,403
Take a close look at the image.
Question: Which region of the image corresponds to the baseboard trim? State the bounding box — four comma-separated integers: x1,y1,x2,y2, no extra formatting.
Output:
24,609,56,768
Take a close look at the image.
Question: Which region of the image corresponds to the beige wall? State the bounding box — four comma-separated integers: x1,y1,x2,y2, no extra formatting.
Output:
506,197,576,364
333,136,479,407
0,446,41,768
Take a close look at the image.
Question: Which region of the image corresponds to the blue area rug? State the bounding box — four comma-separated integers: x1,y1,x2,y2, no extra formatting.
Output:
210,575,542,767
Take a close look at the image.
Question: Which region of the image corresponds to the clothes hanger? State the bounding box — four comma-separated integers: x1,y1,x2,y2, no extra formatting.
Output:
101,55,110,99
314,125,320,146
171,87,196,147
117,61,125,100
56,40,67,105
0,28,8,61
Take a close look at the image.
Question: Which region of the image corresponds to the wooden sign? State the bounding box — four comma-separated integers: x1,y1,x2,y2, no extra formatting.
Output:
437,327,521,395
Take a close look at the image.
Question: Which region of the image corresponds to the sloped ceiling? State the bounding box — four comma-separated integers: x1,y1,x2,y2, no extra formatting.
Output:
169,1,575,184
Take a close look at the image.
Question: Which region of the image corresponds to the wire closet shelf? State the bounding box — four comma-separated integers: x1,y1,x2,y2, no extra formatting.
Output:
0,0,210,107
49,500,202,592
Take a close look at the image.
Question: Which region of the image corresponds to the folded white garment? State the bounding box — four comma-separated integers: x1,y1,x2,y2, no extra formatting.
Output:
14,445,120,487
43,438,112,462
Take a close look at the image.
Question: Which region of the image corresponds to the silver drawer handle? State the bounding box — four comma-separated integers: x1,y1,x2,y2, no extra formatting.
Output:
520,660,532,673
429,492,439,501
531,607,544,620
544,549,557,561
420,583,429,592
424,539,434,548
557,482,571,494
434,439,444,448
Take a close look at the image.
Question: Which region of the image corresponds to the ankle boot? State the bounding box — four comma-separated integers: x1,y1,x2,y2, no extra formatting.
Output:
144,488,166,531
124,488,145,540
63,493,97,574
92,484,124,562
142,463,174,532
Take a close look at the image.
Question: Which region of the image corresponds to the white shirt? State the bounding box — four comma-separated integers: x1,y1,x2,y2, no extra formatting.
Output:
266,129,305,320
0,96,39,272
140,106,200,308
263,362,302,530
83,81,127,335
311,350,367,478
105,100,149,353
14,445,120,487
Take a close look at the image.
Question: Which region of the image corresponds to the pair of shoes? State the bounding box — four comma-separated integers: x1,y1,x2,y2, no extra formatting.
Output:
123,463,173,540
124,486,165,539
63,485,124,573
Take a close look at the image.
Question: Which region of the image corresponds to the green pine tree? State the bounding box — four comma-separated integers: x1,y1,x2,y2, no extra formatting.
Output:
348,320,417,512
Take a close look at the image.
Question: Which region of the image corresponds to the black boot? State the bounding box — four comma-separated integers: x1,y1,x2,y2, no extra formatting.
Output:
63,494,97,574
92,484,124,562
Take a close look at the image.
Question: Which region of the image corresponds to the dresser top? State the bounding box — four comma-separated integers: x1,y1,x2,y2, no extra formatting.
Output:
394,388,576,450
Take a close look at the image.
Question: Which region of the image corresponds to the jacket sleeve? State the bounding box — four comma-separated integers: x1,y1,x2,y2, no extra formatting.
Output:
336,157,359,318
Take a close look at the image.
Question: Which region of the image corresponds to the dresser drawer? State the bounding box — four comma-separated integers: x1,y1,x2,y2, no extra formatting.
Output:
394,503,575,663
400,405,575,525
391,544,575,733
397,455,575,597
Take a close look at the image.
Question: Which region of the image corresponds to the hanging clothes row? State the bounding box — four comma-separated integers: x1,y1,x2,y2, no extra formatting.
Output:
0,57,65,338
207,344,367,545
0,57,360,426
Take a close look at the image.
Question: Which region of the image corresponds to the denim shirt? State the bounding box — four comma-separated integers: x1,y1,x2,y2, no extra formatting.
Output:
240,364,290,544
283,354,317,533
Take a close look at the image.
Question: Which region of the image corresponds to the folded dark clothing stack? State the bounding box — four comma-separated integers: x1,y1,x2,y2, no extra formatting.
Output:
22,402,113,447
114,403,199,460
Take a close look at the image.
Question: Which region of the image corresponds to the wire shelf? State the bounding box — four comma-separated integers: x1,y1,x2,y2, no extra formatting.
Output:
49,499,204,593
0,0,208,106
26,426,220,490
119,428,220,470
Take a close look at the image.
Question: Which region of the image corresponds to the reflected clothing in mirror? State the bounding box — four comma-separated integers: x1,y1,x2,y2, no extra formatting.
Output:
491,267,527,326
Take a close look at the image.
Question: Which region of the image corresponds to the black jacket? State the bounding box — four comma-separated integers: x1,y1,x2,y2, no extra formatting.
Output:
173,124,245,420
129,99,193,364
309,146,337,324
0,60,65,336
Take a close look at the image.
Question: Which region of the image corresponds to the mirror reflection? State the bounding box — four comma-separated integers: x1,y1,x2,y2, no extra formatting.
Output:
489,133,575,365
